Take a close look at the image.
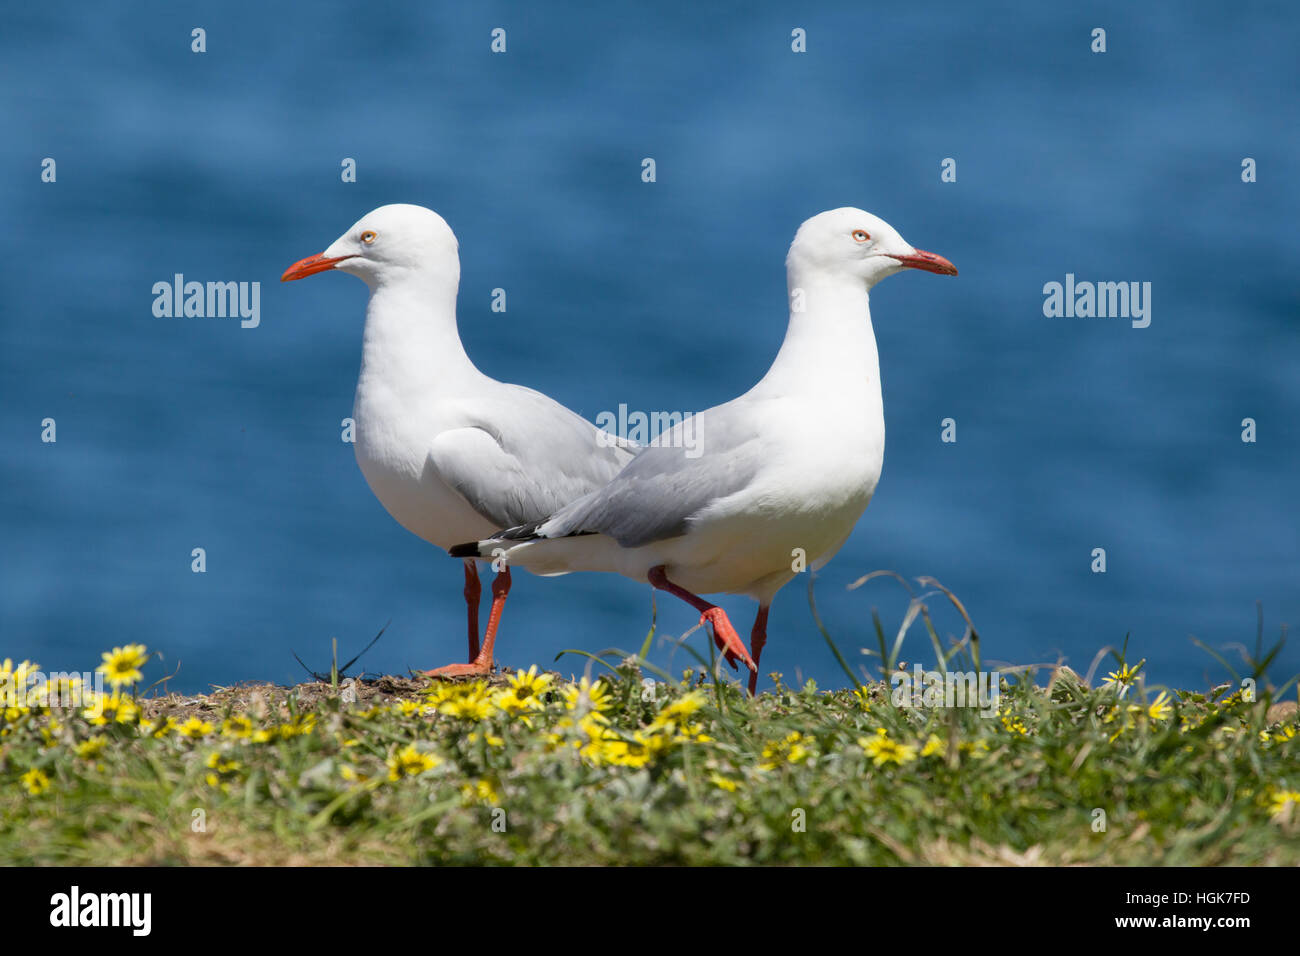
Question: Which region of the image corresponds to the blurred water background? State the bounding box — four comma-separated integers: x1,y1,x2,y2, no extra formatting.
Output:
3,2,1297,693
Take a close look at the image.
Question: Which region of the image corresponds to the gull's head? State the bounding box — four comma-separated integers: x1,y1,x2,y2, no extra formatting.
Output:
281,204,459,289
787,207,957,289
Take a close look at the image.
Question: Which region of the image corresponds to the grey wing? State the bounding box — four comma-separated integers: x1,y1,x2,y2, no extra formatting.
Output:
429,387,636,530
537,417,763,548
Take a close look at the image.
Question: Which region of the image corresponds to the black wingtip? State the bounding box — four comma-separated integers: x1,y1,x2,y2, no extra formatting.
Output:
447,541,482,558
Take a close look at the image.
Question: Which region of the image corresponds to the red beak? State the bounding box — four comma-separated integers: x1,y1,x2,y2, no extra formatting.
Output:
889,248,958,276
280,252,354,282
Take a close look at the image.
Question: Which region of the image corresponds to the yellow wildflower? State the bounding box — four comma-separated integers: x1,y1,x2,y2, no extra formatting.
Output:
461,778,501,804
494,666,553,717
759,731,812,770
277,713,316,738
0,659,38,696
175,716,214,739
221,715,254,739
95,644,149,688
85,694,139,727
387,744,441,781
435,682,497,721
1147,691,1173,721
561,676,613,713
709,773,739,792
76,736,108,760
859,728,918,767
1102,662,1142,696
204,751,241,790
21,768,50,796
1268,789,1300,823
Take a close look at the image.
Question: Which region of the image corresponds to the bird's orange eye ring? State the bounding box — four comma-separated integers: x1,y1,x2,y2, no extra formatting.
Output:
852,229,870,242
361,230,377,244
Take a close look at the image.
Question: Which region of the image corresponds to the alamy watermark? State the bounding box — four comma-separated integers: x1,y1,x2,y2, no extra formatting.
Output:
595,403,703,458
1042,274,1151,328
890,665,1000,717
1,669,107,716
152,274,261,328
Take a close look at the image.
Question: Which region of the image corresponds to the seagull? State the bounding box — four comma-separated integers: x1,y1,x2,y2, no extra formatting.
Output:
450,208,956,693
281,204,635,676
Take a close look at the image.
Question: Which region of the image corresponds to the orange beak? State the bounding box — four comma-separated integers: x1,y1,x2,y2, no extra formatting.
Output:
280,252,354,282
889,249,958,276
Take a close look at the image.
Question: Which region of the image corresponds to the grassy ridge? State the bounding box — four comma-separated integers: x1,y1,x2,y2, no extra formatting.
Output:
1,647,1297,865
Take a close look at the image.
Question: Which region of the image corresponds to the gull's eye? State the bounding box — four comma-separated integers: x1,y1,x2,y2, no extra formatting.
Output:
360,230,377,244
852,229,870,242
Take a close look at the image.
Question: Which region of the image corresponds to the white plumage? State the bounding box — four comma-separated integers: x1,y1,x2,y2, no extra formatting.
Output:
283,204,634,675
454,207,957,692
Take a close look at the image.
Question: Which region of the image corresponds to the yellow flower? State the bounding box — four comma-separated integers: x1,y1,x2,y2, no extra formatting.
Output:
461,778,501,804
141,716,175,738
659,690,706,722
1179,712,1206,733
85,693,139,726
859,728,918,767
387,744,441,781
852,686,874,711
1102,662,1142,696
95,644,149,688
670,721,712,744
650,691,711,740
561,677,613,713
494,666,553,717
999,709,1029,735
596,732,668,768
221,715,254,739
0,659,38,696
570,714,673,768
204,751,241,790
277,713,316,738
21,768,51,795
1268,789,1300,822
176,716,214,739
76,736,108,760
759,731,812,770
1147,691,1173,721
709,773,739,792
921,733,944,757
435,682,497,721
1213,689,1246,711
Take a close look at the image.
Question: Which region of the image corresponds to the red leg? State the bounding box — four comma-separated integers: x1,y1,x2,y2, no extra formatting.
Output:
648,566,757,674
748,605,769,696
426,567,511,678
463,559,481,661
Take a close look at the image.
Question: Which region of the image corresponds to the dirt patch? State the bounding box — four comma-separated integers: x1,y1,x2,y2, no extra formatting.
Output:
140,669,522,723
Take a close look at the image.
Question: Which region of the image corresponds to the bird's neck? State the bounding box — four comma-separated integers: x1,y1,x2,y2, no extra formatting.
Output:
757,269,881,397
356,276,481,402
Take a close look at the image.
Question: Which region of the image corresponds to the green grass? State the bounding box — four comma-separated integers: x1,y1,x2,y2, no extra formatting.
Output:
2,634,1297,865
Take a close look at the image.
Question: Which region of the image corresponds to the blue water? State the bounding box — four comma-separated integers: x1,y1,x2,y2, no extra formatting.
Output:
3,2,1297,694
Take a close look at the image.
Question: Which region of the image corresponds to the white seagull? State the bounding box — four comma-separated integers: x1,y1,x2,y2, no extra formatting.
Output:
451,208,956,693
282,204,635,676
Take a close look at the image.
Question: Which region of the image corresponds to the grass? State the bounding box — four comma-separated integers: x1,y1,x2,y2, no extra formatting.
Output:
1,587,1297,865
